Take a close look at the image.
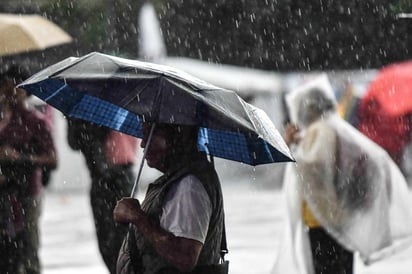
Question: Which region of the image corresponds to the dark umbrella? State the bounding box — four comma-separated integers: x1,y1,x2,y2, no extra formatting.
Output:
18,52,293,194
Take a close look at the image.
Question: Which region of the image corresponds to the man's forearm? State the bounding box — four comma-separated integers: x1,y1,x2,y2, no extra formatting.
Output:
131,214,201,272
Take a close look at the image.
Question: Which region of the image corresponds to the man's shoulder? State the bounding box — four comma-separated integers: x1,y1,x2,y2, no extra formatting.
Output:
172,174,205,194
22,108,49,128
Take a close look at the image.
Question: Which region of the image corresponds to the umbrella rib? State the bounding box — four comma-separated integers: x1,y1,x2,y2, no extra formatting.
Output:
150,76,164,121
119,80,153,108
44,83,68,101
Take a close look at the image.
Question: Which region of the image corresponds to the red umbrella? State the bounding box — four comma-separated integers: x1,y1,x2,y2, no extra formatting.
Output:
362,60,412,116
357,60,412,165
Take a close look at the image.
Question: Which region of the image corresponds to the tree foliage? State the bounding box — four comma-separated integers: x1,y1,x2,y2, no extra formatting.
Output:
155,0,411,71
0,0,410,71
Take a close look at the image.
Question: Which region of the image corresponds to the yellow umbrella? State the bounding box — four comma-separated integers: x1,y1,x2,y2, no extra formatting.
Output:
0,13,72,56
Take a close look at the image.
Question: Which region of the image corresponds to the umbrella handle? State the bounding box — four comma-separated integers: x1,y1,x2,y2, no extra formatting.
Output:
129,122,156,198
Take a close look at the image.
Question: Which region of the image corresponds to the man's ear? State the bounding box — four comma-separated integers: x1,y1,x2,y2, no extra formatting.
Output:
165,136,175,151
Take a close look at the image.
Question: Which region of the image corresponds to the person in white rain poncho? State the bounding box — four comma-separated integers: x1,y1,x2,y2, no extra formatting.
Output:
271,75,412,274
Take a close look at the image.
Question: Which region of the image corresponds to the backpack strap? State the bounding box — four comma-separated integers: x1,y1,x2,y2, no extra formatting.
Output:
128,227,144,273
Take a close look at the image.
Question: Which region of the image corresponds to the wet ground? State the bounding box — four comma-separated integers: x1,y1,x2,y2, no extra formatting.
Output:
39,179,412,274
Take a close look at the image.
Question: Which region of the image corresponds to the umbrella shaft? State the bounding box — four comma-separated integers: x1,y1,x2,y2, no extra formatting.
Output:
129,123,156,198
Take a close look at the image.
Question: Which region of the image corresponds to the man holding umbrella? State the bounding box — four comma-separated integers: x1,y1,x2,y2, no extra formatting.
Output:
114,122,226,274
17,51,294,273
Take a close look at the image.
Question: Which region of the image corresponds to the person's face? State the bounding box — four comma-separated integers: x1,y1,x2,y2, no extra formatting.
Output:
141,123,173,172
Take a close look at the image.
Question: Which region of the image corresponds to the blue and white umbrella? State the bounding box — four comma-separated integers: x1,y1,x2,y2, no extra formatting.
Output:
18,52,293,166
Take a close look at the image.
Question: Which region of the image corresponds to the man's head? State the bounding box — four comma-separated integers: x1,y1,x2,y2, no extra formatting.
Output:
141,122,198,172
0,65,30,108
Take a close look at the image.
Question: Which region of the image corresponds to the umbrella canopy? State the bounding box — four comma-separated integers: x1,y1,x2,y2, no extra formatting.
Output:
357,60,412,164
18,52,293,165
0,13,72,56
360,60,412,117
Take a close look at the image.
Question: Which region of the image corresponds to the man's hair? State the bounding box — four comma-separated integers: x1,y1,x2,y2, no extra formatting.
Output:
150,123,199,160
157,123,198,147
0,64,30,85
